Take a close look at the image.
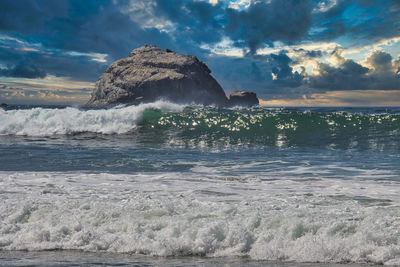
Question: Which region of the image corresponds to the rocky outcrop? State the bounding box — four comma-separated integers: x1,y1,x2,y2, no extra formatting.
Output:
86,45,259,107
86,45,229,107
228,90,259,107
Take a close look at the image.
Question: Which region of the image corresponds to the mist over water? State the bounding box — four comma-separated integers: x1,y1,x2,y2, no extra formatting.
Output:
1,103,400,265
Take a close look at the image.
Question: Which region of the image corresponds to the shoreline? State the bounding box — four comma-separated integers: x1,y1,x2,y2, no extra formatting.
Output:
0,250,381,267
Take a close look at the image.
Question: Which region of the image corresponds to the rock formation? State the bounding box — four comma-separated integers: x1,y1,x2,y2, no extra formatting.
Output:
86,45,258,107
228,90,259,107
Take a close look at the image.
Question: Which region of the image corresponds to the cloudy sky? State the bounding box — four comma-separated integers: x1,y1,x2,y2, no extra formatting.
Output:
0,0,399,106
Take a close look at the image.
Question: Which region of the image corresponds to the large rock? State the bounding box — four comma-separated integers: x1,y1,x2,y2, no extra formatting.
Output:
86,45,230,107
228,90,259,107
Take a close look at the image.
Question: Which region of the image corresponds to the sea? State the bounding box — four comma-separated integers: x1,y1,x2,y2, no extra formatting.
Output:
0,101,399,266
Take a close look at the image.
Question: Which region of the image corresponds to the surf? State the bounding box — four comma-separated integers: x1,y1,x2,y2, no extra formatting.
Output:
0,101,184,136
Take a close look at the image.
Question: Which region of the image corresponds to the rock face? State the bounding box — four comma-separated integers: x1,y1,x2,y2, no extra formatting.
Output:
86,45,229,107
228,90,259,107
86,45,259,107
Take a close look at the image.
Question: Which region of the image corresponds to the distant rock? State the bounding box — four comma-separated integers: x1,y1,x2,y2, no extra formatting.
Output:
228,90,259,107
86,45,230,107
0,103,8,108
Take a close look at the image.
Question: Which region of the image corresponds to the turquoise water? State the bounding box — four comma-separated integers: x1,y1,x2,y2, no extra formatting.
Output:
0,102,399,265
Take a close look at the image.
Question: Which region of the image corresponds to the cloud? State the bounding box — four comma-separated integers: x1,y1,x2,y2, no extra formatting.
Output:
0,78,93,104
205,50,306,98
0,0,400,104
225,0,313,53
364,50,400,90
311,0,400,45
0,0,174,60
259,90,400,106
310,50,400,90
0,44,108,81
364,50,394,73
151,0,226,53
293,49,323,59
0,61,46,78
263,53,304,87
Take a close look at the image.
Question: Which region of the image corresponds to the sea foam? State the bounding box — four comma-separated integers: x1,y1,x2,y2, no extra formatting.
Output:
1,171,400,265
0,101,184,136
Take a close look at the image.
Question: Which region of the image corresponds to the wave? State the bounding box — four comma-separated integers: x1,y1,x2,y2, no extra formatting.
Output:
0,101,184,136
1,171,400,265
138,107,400,150
2,104,400,150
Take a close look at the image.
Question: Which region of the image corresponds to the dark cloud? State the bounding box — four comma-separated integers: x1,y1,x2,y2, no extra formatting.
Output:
0,0,176,81
0,0,399,100
265,53,304,88
293,49,323,59
311,0,400,45
206,51,305,97
0,61,46,78
0,45,107,81
226,0,313,53
0,0,173,61
53,1,173,60
366,50,393,73
0,0,68,34
310,61,370,91
150,0,227,58
310,50,400,90
365,51,400,90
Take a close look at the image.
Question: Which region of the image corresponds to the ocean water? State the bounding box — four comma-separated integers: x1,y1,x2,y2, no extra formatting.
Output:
0,102,400,266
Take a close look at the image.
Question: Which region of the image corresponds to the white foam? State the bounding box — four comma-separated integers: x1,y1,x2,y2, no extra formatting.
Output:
0,101,184,136
1,171,400,265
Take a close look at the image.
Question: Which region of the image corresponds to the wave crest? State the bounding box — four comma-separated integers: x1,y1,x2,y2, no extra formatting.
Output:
0,101,184,136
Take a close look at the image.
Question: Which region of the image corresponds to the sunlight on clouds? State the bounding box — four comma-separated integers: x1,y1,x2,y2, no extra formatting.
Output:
201,38,245,57
124,0,173,31
0,34,24,44
293,59,319,75
0,76,93,104
19,47,40,52
0,34,42,51
326,48,346,65
1,1,399,106
260,90,400,107
343,36,400,61
374,36,400,48
7,76,94,89
312,0,338,13
66,52,108,63
228,0,251,10
257,41,339,56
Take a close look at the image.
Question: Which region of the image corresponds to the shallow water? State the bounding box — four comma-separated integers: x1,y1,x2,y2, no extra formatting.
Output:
0,251,376,266
0,103,399,265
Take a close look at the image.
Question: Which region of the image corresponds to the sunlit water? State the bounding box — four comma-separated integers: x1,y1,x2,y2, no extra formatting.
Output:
0,102,399,266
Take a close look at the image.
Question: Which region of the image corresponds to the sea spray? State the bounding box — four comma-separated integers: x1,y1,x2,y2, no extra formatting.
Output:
0,101,184,136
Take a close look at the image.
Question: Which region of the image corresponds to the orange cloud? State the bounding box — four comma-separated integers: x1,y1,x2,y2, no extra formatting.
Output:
260,90,400,106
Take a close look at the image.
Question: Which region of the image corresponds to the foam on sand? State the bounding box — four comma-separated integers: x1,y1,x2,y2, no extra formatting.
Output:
0,171,399,265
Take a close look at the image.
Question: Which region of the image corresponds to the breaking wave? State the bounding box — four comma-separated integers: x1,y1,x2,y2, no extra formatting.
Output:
0,101,184,136
1,104,400,151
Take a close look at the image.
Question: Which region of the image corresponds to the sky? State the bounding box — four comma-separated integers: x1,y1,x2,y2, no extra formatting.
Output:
0,0,399,106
